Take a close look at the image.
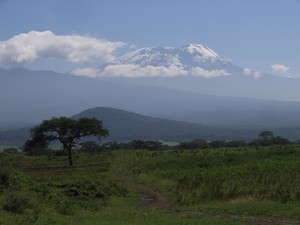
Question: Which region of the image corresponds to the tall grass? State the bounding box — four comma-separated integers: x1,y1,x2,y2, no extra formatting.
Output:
120,145,300,204
0,145,299,224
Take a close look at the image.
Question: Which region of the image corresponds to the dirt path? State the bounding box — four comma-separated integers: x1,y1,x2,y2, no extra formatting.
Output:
23,160,300,225
124,178,300,225
124,179,173,209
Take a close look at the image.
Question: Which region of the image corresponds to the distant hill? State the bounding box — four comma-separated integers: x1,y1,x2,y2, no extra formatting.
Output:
0,127,31,146
72,107,256,141
0,107,257,145
2,68,300,131
1,107,300,146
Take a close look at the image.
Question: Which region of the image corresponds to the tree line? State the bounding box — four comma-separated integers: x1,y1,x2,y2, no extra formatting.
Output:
12,117,298,166
77,130,292,152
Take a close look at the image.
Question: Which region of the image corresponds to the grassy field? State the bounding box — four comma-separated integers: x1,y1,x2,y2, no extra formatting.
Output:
0,145,300,225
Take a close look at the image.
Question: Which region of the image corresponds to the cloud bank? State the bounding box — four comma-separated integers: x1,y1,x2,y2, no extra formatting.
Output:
271,64,290,74
0,31,125,64
72,65,231,78
0,31,238,79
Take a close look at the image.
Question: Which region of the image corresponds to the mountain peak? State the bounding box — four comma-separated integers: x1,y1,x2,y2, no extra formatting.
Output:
182,44,225,61
85,44,241,78
111,44,232,68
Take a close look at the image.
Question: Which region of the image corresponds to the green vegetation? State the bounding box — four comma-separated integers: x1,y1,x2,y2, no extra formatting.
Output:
0,144,300,224
122,146,300,204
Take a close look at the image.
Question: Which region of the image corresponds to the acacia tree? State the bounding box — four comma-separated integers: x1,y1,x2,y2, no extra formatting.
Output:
23,117,109,166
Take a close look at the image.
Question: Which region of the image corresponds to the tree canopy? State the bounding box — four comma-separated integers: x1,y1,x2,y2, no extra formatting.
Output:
250,130,290,146
23,117,109,166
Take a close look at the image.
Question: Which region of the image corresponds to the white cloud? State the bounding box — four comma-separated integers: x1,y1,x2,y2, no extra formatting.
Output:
0,31,125,64
101,64,188,78
243,68,261,79
190,67,230,78
243,68,252,76
72,64,231,78
72,68,100,78
253,71,262,79
270,64,290,74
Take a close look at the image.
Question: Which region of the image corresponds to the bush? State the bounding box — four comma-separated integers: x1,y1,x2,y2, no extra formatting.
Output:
0,170,10,186
2,192,31,214
54,149,68,156
178,139,209,149
209,140,226,148
63,178,128,199
56,198,74,215
273,185,296,203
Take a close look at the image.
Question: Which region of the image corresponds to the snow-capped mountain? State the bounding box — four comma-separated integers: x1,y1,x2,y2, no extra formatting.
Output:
117,44,229,67
96,44,242,78
70,43,300,102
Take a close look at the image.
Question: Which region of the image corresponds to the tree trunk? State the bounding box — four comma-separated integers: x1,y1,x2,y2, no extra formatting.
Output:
67,147,73,166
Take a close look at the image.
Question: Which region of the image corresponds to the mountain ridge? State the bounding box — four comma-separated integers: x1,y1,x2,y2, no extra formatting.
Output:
2,67,300,131
0,106,265,145
2,106,300,146
72,43,300,101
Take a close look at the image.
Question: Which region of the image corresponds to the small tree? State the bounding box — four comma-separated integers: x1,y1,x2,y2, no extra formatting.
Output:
23,117,109,166
250,130,290,146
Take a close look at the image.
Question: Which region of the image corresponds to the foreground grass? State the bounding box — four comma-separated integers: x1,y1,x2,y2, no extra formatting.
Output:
0,145,300,224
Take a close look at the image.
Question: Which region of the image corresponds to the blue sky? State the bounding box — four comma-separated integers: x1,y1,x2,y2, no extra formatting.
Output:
0,0,299,77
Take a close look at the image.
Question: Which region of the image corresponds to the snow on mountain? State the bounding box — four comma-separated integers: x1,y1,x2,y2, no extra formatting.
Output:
116,47,183,67
116,44,229,67
72,44,243,78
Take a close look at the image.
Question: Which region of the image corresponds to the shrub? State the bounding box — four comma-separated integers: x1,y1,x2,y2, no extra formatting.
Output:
0,170,10,186
63,178,128,199
178,139,209,149
2,192,31,214
56,198,74,215
273,185,296,203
